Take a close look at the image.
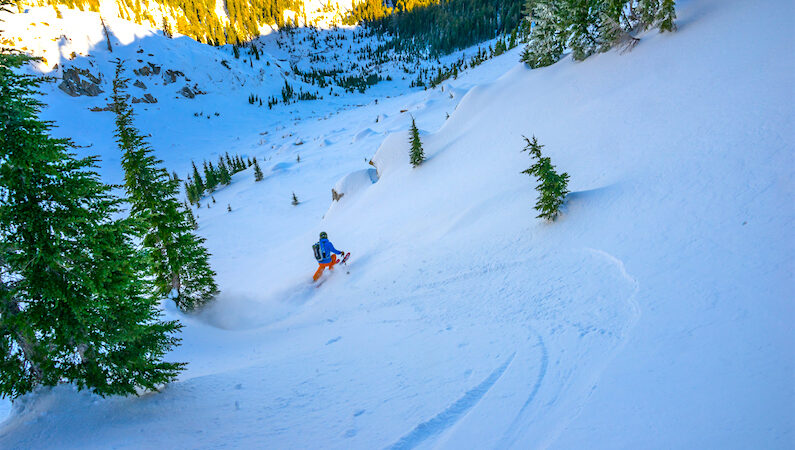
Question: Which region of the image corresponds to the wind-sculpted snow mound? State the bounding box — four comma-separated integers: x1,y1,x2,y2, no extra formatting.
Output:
324,168,379,217
369,129,411,178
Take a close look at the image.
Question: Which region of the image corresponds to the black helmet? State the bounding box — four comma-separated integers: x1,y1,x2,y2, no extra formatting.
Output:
319,231,328,239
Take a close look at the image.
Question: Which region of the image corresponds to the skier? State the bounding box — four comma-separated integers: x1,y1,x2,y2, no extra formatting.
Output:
312,231,345,282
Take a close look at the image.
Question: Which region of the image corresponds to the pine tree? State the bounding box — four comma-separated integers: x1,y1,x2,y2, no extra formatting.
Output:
409,117,425,167
521,0,565,68
521,135,570,221
185,205,199,230
657,0,677,32
217,158,232,185
0,50,183,399
112,61,218,311
204,161,219,191
253,157,264,181
292,192,299,205
191,161,205,195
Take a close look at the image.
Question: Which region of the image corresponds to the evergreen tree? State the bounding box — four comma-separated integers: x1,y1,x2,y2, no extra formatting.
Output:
112,61,218,311
225,152,234,169
520,0,565,67
409,117,425,167
657,0,677,32
191,161,205,195
291,192,300,205
0,50,183,399
253,157,264,181
521,135,569,221
217,158,232,185
185,205,198,230
521,0,677,67
204,161,219,192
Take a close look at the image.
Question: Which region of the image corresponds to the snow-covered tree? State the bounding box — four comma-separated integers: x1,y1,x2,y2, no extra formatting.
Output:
409,117,425,167
0,51,183,399
521,0,677,67
521,136,570,221
112,61,219,311
520,1,565,68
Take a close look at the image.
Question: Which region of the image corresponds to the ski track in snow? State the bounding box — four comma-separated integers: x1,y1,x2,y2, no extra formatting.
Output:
497,333,550,449
386,352,517,450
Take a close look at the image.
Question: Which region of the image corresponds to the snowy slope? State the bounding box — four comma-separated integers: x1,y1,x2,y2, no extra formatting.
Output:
1,0,794,448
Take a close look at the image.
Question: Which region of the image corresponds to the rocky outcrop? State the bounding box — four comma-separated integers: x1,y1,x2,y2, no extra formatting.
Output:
131,93,157,104
163,69,184,84
133,63,161,77
133,79,146,89
179,86,195,98
58,67,103,97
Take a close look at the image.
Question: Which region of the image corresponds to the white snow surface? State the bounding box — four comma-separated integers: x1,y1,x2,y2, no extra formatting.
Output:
1,0,794,448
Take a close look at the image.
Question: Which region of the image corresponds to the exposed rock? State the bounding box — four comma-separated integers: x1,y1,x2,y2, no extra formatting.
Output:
58,67,103,97
133,79,146,89
332,189,344,202
179,86,195,99
131,93,158,104
163,69,184,84
133,65,151,76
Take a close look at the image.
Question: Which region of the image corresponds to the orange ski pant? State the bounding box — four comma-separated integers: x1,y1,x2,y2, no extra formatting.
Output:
313,254,338,281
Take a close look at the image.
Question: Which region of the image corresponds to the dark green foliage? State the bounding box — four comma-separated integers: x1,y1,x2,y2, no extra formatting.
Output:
0,50,183,399
343,0,391,25
366,0,525,56
184,204,198,230
204,161,219,192
291,192,299,205
112,61,218,312
191,161,205,193
409,117,424,167
253,157,264,181
521,0,677,68
217,159,232,185
521,136,570,221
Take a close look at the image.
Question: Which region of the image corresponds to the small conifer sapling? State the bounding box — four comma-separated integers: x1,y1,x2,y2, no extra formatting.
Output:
521,135,570,221
409,117,424,167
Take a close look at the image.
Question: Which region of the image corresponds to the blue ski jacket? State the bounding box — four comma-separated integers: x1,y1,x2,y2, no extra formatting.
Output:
317,238,342,264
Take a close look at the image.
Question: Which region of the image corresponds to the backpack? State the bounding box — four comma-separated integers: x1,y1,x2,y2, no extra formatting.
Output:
312,242,327,261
